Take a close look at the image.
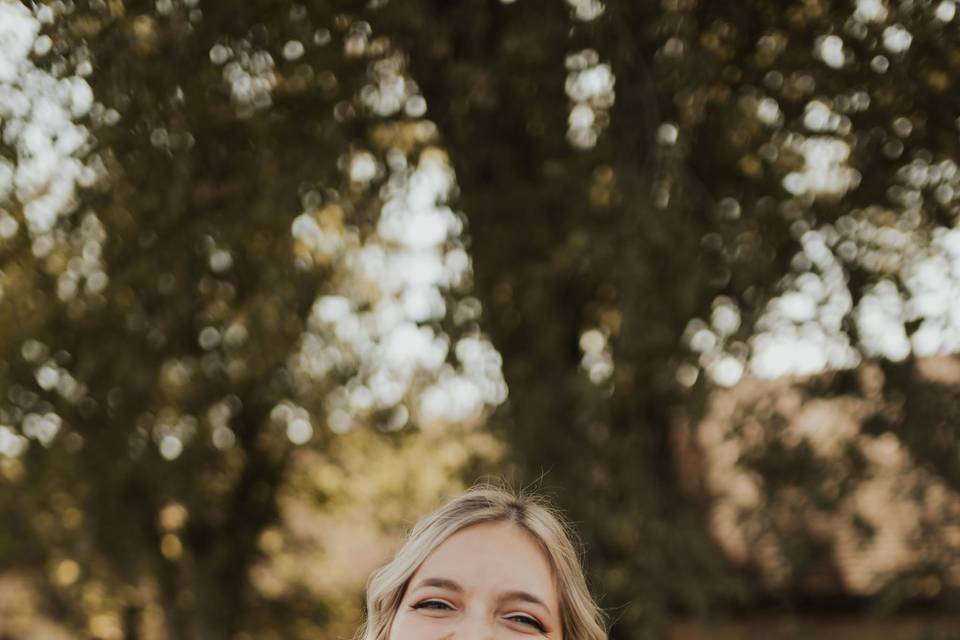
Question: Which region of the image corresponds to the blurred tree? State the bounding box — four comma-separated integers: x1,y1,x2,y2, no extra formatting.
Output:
2,0,960,639
0,0,505,638
378,0,960,634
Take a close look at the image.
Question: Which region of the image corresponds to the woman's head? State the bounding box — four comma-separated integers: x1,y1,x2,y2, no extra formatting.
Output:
358,484,607,639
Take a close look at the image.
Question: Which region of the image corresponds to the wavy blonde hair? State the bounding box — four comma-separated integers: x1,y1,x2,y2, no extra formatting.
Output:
357,484,607,640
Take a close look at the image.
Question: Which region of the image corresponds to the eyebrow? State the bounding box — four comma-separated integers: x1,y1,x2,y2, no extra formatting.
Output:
410,577,553,615
412,577,463,592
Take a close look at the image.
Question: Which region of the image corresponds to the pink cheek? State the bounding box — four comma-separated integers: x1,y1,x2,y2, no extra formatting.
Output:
392,611,451,637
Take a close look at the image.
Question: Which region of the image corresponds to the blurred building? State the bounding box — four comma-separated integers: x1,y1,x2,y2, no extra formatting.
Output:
684,356,960,601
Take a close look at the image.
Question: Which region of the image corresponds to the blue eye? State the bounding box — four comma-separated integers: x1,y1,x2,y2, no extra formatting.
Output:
413,600,453,611
507,614,546,632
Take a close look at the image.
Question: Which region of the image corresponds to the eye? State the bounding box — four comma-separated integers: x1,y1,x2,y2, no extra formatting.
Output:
412,599,454,611
506,613,546,632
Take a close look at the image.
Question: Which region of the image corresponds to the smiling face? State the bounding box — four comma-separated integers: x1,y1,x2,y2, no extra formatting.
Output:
388,520,562,639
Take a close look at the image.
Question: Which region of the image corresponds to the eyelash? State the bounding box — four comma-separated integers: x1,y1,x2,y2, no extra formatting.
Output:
412,600,453,611
508,613,547,633
412,600,546,632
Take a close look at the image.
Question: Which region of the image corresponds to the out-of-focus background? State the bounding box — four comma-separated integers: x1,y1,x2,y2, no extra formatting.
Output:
1,0,960,638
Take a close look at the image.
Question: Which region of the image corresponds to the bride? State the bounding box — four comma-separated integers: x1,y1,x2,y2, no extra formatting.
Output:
356,484,607,639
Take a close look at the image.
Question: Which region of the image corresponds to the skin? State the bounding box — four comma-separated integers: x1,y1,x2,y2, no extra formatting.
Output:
389,521,562,639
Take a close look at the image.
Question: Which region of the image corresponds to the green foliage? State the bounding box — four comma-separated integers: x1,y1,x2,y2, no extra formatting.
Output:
1,0,960,638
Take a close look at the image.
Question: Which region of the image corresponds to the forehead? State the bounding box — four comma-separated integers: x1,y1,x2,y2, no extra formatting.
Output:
411,521,558,606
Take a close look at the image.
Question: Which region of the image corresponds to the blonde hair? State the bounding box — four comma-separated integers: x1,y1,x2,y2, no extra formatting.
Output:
357,484,607,640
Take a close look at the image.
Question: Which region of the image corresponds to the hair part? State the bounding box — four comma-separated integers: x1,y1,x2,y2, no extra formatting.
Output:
357,483,607,640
